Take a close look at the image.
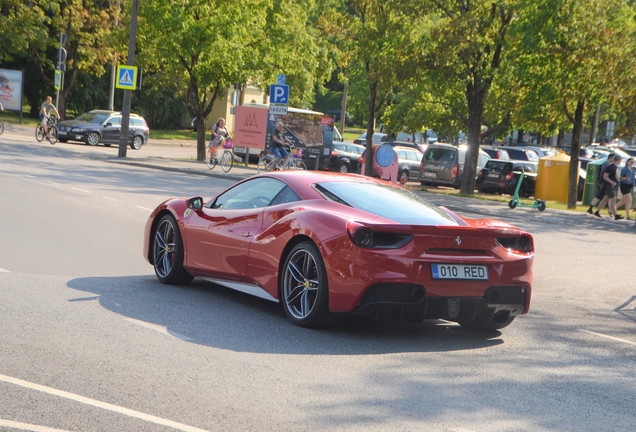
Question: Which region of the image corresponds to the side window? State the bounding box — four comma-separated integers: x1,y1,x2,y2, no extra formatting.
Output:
107,117,121,126
270,186,302,205
131,118,144,127
396,150,407,160
209,178,287,210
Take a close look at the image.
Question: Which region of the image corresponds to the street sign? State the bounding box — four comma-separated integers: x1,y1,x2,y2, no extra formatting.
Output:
269,105,288,116
269,84,289,104
115,65,138,90
277,74,286,85
54,70,62,90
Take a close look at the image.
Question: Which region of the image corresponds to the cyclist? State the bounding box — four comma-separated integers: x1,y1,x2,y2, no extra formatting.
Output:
270,121,292,170
208,117,230,164
40,96,60,135
0,101,4,111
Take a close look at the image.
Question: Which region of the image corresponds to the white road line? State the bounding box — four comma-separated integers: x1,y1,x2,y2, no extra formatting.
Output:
0,419,72,431
45,180,59,185
0,373,208,432
578,329,636,347
0,268,10,273
124,317,193,341
137,206,153,211
103,196,120,202
70,187,90,193
24,175,35,178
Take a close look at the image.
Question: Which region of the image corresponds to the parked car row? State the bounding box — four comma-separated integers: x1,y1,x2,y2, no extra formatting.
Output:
56,110,150,149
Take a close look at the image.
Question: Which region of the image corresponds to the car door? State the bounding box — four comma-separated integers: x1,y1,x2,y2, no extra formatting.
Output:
184,178,287,279
421,147,444,181
101,115,121,144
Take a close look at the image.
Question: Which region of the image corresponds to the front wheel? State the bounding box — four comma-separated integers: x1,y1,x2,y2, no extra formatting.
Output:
508,200,517,209
87,132,100,146
206,147,217,170
48,126,58,144
36,125,45,142
0,119,4,135
281,241,345,328
152,215,194,285
339,163,350,174
130,135,143,150
221,150,233,173
257,154,274,174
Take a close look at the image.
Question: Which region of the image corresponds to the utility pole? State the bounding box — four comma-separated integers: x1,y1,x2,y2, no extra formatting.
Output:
339,81,348,137
56,33,67,110
118,0,138,158
108,0,121,111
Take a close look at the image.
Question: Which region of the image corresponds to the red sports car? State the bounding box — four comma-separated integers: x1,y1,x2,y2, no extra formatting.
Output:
143,171,533,330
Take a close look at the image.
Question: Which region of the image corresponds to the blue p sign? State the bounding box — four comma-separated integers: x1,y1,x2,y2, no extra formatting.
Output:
270,84,289,105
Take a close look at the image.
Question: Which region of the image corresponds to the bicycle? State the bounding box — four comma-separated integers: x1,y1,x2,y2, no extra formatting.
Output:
35,117,58,144
257,143,307,173
206,137,234,173
0,117,4,135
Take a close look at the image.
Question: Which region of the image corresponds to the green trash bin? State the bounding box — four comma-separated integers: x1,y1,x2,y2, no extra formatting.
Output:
582,158,606,206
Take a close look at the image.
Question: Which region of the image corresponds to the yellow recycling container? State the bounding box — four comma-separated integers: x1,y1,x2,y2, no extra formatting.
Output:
535,153,573,203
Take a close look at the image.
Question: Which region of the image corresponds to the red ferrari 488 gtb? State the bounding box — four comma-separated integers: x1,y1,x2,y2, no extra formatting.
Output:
143,171,533,330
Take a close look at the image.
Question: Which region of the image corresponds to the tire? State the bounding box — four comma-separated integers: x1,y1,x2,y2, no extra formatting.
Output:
152,214,193,285
508,200,517,209
36,125,45,142
339,163,350,174
399,170,408,183
103,143,111,147
221,150,233,173
460,315,515,331
130,135,143,150
87,132,100,146
48,126,58,144
257,154,274,174
281,241,345,328
0,119,4,135
206,147,217,170
59,138,68,143
290,159,307,170
538,201,546,212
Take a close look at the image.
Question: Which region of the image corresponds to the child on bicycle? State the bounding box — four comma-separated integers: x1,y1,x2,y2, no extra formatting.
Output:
40,96,60,135
270,121,292,170
209,117,230,163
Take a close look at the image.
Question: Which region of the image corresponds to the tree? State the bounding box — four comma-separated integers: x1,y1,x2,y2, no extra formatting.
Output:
140,0,329,161
514,0,636,207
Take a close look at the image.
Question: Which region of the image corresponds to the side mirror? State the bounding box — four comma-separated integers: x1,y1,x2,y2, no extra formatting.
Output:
186,197,203,210
105,123,112,127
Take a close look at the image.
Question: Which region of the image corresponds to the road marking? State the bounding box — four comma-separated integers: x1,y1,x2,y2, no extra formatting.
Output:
578,329,636,347
0,268,10,273
70,187,90,193
103,196,120,202
0,419,72,431
45,180,59,185
124,317,193,341
24,175,35,178
137,206,153,211
0,373,209,432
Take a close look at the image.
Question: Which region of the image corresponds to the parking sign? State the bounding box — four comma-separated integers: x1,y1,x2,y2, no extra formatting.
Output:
269,84,289,105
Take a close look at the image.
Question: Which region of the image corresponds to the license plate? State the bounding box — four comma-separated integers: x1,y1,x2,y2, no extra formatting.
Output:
234,146,245,153
431,264,488,280
58,131,67,136
487,173,500,178
424,171,436,178
75,135,82,140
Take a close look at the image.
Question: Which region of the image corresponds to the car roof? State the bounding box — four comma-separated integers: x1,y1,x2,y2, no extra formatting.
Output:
87,110,142,118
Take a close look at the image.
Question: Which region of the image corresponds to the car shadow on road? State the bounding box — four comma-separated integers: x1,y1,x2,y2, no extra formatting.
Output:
66,275,505,355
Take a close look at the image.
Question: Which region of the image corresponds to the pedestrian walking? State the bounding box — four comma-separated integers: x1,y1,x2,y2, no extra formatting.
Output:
615,157,635,220
587,153,614,215
595,155,623,220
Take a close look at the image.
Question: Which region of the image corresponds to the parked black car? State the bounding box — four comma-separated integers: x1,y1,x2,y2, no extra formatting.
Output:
499,147,540,162
324,143,365,173
477,160,539,197
56,110,150,149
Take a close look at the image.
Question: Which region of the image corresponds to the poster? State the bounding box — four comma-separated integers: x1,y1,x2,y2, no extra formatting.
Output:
0,69,23,111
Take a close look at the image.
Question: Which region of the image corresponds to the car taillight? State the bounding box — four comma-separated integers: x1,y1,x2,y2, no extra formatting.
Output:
452,163,459,177
346,221,413,249
497,234,534,254
331,151,338,158
505,172,514,181
347,221,373,247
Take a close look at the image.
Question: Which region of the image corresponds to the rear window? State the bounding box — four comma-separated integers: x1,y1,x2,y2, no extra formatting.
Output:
486,160,512,170
314,182,457,226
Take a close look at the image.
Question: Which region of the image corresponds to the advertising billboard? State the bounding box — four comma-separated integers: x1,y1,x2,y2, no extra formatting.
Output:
0,69,23,111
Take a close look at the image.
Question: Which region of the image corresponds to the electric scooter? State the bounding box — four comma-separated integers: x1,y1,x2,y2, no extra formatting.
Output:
508,171,546,211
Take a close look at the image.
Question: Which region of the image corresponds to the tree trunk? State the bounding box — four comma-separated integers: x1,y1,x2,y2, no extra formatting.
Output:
517,129,524,144
197,117,207,161
460,86,485,195
568,100,585,208
589,104,600,144
364,82,377,177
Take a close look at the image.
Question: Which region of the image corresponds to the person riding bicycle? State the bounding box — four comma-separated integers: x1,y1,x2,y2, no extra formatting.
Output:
40,96,60,135
209,117,230,163
270,121,292,170
0,101,4,111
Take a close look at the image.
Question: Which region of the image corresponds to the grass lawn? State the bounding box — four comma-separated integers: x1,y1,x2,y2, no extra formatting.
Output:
151,129,199,140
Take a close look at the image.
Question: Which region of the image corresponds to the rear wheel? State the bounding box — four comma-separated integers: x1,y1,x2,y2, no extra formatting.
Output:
290,159,307,170
538,201,546,212
152,215,193,285
0,118,4,135
130,135,143,150
339,163,350,173
257,154,274,173
460,314,515,331
206,147,217,170
281,241,345,328
36,125,45,142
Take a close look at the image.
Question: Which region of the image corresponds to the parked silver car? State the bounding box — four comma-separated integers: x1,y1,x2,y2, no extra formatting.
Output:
419,143,490,188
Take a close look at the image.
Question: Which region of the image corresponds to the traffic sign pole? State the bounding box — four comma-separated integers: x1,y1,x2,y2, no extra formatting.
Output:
118,0,138,158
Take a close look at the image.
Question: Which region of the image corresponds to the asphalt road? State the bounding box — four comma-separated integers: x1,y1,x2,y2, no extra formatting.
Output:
0,126,634,432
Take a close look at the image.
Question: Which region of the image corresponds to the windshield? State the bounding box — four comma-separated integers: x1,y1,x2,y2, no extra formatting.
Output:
315,182,457,226
75,112,109,124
